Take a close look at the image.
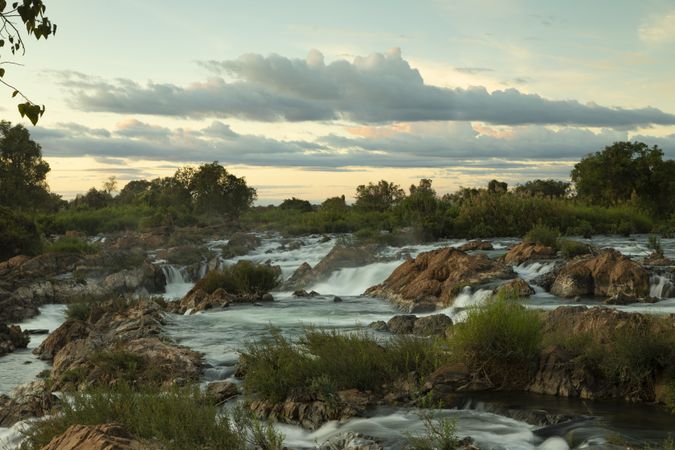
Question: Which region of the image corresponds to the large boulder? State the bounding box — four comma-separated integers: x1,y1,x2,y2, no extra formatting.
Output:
503,242,557,265
167,287,234,315
494,278,535,298
550,249,650,299
413,314,453,336
0,324,29,356
0,380,58,427
40,424,151,450
386,315,418,334
365,247,513,311
33,319,90,360
458,240,494,251
285,244,379,289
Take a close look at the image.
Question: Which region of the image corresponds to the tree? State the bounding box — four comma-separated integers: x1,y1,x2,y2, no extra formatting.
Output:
116,179,151,205
321,195,347,211
1,0,57,124
177,162,257,216
71,188,112,210
514,179,570,198
279,197,313,212
102,176,118,195
354,180,405,212
0,120,57,209
487,179,508,194
571,141,675,216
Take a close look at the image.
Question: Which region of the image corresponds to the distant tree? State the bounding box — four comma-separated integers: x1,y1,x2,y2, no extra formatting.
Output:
0,120,58,209
515,179,570,198
71,188,113,210
116,179,152,205
571,141,675,216
177,162,257,216
354,180,405,212
487,179,508,194
102,176,118,195
0,0,57,124
321,195,347,211
279,197,313,212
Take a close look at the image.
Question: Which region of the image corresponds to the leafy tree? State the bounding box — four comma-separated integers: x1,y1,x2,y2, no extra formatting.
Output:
515,179,570,198
320,195,347,211
571,141,675,217
0,120,57,209
279,197,313,212
487,179,508,194
177,162,257,216
0,0,57,124
102,176,118,195
116,179,152,205
0,205,42,259
354,180,405,212
71,188,113,210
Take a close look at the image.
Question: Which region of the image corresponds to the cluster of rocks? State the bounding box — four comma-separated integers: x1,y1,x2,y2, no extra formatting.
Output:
369,313,453,336
167,286,274,314
0,323,29,356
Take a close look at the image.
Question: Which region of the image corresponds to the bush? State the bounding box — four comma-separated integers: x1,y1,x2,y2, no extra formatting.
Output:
558,239,592,259
524,224,560,249
0,206,43,260
449,294,542,388
242,328,445,402
647,234,664,257
195,260,281,295
45,237,98,255
20,385,284,450
406,409,461,450
65,302,93,321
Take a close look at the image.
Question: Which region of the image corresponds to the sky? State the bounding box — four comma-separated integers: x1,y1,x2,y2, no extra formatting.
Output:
4,0,675,203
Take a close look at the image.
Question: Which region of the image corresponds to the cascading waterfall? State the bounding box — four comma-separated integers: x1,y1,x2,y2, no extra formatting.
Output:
307,260,402,296
161,264,194,300
649,274,674,299
514,261,557,281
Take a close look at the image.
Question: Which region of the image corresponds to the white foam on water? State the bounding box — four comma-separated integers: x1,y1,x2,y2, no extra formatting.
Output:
161,264,193,300
307,260,403,296
514,261,557,282
649,275,674,299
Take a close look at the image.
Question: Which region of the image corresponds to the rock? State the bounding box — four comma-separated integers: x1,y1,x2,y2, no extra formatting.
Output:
0,380,58,427
249,397,360,430
40,423,150,450
368,321,388,331
221,232,260,258
285,244,379,289
386,315,418,334
0,324,29,356
33,319,90,360
25,328,49,335
206,381,239,404
319,235,331,243
293,289,320,298
366,247,513,311
261,293,274,302
168,287,234,314
319,432,384,450
550,249,649,299
503,242,557,265
604,292,636,305
420,364,473,406
333,296,343,303
494,278,535,298
642,252,674,267
530,262,564,291
458,240,494,251
412,314,453,336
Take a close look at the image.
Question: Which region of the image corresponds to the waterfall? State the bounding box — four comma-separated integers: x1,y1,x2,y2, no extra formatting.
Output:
307,261,402,296
513,261,557,281
161,265,194,300
650,275,674,299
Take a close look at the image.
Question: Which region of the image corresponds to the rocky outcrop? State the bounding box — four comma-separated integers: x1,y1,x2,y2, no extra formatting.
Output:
458,240,494,251
366,248,513,311
221,232,260,258
47,300,201,390
550,249,650,300
642,252,674,267
319,432,384,450
494,278,535,298
206,381,239,404
370,314,452,336
0,380,58,427
284,244,379,289
40,423,151,450
33,319,90,360
386,315,418,334
503,242,557,265
419,364,474,406
250,389,373,430
167,287,234,315
0,324,29,356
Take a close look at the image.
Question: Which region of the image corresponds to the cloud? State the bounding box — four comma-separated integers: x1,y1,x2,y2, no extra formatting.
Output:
34,120,675,172
58,49,675,128
639,12,675,43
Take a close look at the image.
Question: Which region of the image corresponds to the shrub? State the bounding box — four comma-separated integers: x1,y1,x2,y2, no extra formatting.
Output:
45,237,97,255
558,239,592,259
20,385,284,450
524,223,560,249
242,328,445,402
65,302,93,321
406,409,461,450
0,206,43,260
449,294,542,388
647,234,664,257
195,260,281,295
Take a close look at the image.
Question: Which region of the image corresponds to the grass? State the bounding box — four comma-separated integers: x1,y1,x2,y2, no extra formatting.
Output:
406,407,462,450
44,237,98,255
449,292,542,389
558,238,593,258
242,328,445,402
523,223,560,249
20,385,284,450
195,260,281,295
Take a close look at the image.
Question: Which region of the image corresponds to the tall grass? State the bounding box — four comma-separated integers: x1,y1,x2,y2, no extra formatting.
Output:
242,328,445,402
20,385,284,450
196,260,281,295
449,293,542,389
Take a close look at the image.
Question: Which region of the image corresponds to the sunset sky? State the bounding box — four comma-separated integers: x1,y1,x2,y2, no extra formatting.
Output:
5,0,675,203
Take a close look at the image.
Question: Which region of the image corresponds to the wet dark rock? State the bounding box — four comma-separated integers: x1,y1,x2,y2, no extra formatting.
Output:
221,232,261,258
206,380,239,404
386,315,418,334
458,240,494,251
33,319,90,360
412,314,453,336
0,324,29,356
318,432,383,450
503,242,556,265
293,289,320,298
368,321,388,331
333,296,343,303
494,278,535,298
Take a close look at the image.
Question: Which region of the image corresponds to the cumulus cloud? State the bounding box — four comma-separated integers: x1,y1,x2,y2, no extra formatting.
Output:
33,120,675,171
59,49,675,128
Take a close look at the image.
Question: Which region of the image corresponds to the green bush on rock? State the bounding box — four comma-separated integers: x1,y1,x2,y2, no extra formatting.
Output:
195,260,281,295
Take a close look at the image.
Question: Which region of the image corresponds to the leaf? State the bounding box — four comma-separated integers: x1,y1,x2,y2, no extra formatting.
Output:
0,68,4,77
17,102,27,117
12,90,19,97
0,0,6,12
